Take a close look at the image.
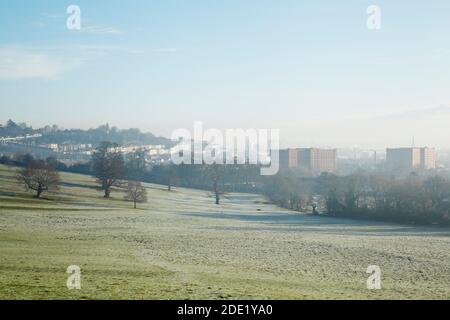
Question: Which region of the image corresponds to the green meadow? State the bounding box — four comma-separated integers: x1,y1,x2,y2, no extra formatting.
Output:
0,164,449,300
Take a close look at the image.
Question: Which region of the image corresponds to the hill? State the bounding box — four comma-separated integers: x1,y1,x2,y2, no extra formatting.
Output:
0,164,449,299
0,120,172,147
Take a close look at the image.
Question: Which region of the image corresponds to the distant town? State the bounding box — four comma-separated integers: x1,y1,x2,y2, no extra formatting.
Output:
0,120,172,166
2,120,450,177
279,146,444,176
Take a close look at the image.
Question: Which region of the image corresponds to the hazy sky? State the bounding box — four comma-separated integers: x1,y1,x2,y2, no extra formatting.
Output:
1,0,450,148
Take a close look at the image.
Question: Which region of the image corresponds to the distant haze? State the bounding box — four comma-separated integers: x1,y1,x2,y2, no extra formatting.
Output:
1,1,450,149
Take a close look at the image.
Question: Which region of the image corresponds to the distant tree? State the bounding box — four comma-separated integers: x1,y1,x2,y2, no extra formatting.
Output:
92,142,125,198
165,165,179,191
16,153,35,167
204,164,225,204
6,119,17,128
261,172,291,208
17,160,60,198
240,164,261,191
45,156,67,171
67,162,91,175
1,120,33,136
125,150,147,180
424,175,450,209
34,124,172,147
124,181,148,209
45,156,59,169
309,198,319,215
149,164,180,191
317,172,342,216
341,172,367,215
367,175,391,213
0,155,12,165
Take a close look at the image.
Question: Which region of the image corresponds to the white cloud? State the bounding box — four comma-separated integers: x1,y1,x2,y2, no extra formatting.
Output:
151,48,179,53
80,25,124,35
0,48,81,80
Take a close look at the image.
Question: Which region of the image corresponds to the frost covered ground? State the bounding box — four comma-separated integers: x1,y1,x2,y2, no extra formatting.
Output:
0,165,449,299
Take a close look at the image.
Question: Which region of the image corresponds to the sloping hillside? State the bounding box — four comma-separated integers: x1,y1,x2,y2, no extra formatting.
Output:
0,165,449,299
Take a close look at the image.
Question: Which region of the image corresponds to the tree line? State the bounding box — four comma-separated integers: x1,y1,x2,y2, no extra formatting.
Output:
1,143,261,206
2,142,450,225
261,170,450,226
0,120,172,148
2,142,147,209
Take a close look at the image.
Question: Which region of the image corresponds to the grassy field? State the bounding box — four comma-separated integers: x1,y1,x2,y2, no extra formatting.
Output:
0,164,449,300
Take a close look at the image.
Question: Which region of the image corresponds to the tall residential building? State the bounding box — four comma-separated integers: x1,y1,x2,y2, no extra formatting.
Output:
280,148,337,173
420,147,437,170
279,148,299,169
386,147,436,171
302,148,337,173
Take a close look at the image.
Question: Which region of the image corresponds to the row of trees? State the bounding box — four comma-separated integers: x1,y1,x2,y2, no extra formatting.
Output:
317,172,450,224
261,170,450,225
5,142,450,225
5,145,259,206
149,163,261,203
35,124,172,147
0,120,35,137
261,170,317,213
9,143,148,208
89,142,239,205
80,142,148,208
0,119,172,147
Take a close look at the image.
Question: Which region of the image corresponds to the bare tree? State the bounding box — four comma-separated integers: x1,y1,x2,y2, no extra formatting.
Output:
17,161,60,198
204,164,225,204
317,172,342,216
124,181,148,209
165,165,179,191
92,142,125,198
342,172,366,214
424,175,450,209
125,150,147,181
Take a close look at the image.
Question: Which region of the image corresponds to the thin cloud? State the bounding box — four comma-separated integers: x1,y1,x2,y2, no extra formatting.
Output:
80,25,124,35
0,45,148,80
0,47,81,80
29,21,47,28
29,13,62,29
151,48,179,53
28,12,124,36
373,105,450,120
75,45,146,56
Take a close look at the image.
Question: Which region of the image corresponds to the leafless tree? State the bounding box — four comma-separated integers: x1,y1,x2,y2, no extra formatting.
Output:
92,142,125,198
165,165,179,191
17,161,60,198
124,181,148,209
204,164,225,204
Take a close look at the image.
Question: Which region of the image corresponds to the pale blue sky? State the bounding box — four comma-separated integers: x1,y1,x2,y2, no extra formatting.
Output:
1,0,450,148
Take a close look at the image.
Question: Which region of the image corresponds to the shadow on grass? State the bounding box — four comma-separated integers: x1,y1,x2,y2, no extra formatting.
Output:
60,182,98,190
0,191,19,197
178,211,450,237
